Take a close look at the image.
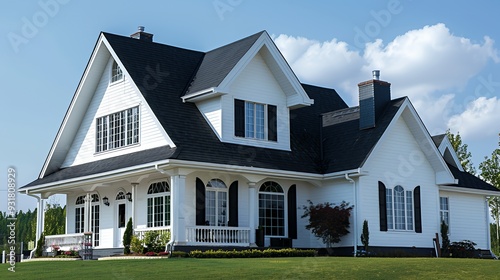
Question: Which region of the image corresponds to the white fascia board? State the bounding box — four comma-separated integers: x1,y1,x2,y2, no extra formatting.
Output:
181,87,227,103
217,32,313,108
439,185,500,197
39,34,108,178
24,159,173,193
438,137,464,172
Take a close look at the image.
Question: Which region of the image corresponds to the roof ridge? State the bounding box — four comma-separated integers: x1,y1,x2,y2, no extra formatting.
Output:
205,30,266,53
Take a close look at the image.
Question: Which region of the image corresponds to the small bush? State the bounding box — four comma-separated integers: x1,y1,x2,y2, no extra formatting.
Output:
145,251,157,256
189,248,315,258
35,233,45,258
123,218,133,255
130,235,144,255
449,240,477,258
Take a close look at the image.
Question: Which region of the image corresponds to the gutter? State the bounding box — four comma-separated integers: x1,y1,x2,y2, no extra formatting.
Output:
345,173,357,257
25,191,43,259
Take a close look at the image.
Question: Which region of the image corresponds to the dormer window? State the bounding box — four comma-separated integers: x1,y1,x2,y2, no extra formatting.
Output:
234,99,277,141
96,106,139,153
111,60,123,83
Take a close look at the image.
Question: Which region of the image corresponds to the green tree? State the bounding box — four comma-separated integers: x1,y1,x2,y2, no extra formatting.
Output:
302,200,353,249
446,130,476,174
43,204,66,235
441,220,450,256
123,218,133,254
479,147,500,254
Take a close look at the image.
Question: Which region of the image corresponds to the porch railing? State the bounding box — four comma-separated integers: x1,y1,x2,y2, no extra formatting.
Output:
134,226,171,240
45,233,85,252
186,226,250,246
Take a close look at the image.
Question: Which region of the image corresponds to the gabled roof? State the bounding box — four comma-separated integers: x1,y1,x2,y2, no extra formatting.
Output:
322,97,406,173
185,31,264,95
432,134,446,147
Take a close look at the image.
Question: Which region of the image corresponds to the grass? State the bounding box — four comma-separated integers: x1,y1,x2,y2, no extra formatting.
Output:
0,257,499,279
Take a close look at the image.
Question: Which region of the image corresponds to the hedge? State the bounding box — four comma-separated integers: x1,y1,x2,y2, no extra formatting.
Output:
188,248,315,258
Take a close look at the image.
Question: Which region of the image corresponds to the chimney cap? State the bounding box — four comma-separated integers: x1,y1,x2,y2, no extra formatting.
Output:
138,26,145,32
372,70,380,80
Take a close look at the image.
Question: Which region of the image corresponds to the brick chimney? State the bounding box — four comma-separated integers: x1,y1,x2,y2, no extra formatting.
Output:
130,26,153,42
358,70,391,129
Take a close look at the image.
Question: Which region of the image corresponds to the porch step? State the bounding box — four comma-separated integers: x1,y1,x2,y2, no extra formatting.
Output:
91,248,124,259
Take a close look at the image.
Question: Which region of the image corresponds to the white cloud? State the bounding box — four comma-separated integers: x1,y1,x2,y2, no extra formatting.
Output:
273,23,499,136
447,96,500,140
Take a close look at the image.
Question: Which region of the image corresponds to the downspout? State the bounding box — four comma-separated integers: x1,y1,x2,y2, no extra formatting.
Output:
345,173,357,257
154,164,175,252
25,191,42,259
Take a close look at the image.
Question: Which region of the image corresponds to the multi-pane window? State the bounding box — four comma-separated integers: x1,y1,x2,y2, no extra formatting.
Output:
96,107,139,152
111,61,123,83
386,185,413,231
235,99,277,141
259,181,285,236
91,194,100,247
440,197,449,226
245,102,265,139
205,179,228,226
75,196,85,234
147,181,171,228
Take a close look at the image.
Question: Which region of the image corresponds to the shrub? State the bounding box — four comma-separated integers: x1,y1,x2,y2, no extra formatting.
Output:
130,235,144,254
35,233,45,258
440,220,450,256
170,251,188,258
144,230,170,253
302,200,353,247
145,251,157,256
189,248,315,258
449,240,477,258
360,220,369,253
123,218,133,255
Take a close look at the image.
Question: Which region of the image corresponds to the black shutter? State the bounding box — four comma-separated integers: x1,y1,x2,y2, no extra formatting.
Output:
288,185,297,239
228,181,239,227
234,99,245,137
414,186,422,233
268,105,277,141
196,178,205,226
378,181,387,231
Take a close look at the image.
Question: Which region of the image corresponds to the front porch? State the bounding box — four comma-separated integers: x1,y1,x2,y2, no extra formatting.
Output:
45,225,252,255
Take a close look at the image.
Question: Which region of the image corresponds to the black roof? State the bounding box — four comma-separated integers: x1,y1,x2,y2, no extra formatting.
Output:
22,31,489,193
447,163,498,192
432,134,446,147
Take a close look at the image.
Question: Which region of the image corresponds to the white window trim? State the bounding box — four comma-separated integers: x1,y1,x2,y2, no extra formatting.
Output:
245,101,268,140
440,196,450,230
95,106,140,154
258,181,286,237
205,179,228,227
110,60,124,85
386,185,415,232
146,182,171,228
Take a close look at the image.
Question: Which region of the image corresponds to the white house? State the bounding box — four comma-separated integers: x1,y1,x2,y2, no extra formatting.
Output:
21,27,499,258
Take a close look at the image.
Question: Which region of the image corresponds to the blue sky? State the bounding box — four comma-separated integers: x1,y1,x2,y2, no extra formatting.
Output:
1,0,499,213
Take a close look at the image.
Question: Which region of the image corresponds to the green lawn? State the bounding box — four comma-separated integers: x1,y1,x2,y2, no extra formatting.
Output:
0,257,499,279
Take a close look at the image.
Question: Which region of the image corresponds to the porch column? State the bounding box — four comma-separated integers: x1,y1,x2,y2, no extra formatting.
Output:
171,175,186,244
131,183,138,228
84,193,91,233
248,182,257,244
38,198,45,239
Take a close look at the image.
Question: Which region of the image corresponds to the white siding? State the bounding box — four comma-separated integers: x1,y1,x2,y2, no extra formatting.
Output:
196,98,222,138
61,57,173,167
440,191,489,249
220,51,290,150
359,116,440,248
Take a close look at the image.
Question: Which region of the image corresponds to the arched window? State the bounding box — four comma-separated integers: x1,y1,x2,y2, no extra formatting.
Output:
116,191,126,200
386,185,413,230
259,181,285,236
205,179,228,226
147,181,170,227
75,195,85,233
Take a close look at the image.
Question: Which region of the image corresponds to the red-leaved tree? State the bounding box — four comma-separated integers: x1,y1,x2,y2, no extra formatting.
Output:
302,200,353,248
